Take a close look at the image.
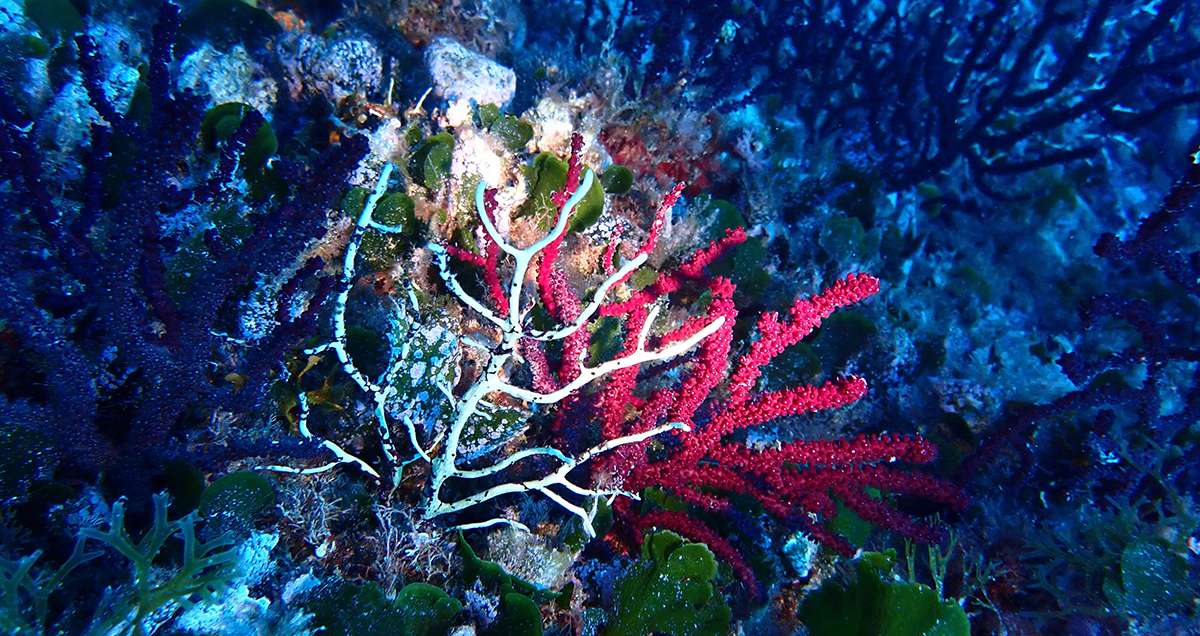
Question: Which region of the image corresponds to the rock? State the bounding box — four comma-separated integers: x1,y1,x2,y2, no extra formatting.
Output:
280,31,383,103
178,44,279,114
425,37,516,107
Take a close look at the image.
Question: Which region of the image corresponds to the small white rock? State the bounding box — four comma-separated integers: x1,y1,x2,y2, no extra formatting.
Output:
425,37,516,107
178,43,278,114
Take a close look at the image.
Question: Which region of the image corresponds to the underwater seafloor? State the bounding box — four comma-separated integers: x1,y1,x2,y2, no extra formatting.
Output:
1,0,1198,634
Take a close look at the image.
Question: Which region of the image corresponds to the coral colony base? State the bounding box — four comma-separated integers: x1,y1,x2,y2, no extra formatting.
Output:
0,0,1197,634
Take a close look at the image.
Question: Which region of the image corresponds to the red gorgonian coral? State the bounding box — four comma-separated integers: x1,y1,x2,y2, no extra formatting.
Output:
594,270,966,592
447,133,966,592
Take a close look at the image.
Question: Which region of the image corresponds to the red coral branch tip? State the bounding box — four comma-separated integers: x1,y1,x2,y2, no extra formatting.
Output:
552,133,586,207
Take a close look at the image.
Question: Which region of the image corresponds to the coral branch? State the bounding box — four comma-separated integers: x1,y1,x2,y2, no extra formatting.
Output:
591,269,963,592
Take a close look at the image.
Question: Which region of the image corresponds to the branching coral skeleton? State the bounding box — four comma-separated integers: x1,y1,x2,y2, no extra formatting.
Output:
267,152,723,537
424,163,719,536
263,163,412,481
